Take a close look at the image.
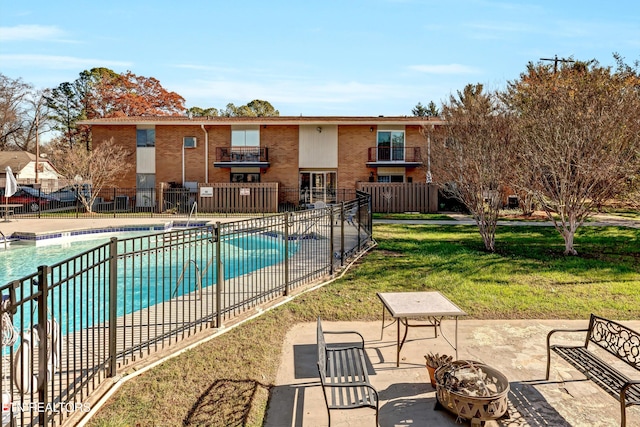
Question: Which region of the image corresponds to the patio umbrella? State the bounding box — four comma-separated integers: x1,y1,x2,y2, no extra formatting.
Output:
4,166,17,220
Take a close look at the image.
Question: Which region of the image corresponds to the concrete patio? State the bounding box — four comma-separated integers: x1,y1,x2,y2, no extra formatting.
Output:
265,319,640,427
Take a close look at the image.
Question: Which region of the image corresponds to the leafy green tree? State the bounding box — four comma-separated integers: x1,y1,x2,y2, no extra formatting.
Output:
46,68,119,149
47,68,185,150
46,81,87,149
221,99,279,117
412,102,428,116
187,106,220,117
412,101,440,117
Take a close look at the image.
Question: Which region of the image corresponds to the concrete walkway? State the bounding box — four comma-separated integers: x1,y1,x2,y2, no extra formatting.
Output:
373,212,640,228
0,216,246,240
265,319,640,427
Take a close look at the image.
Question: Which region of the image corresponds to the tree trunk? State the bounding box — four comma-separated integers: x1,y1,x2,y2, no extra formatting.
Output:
562,223,578,255
476,218,496,252
482,230,496,252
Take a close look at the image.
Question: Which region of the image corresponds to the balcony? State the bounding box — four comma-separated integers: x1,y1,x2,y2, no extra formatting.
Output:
214,147,270,168
366,146,422,168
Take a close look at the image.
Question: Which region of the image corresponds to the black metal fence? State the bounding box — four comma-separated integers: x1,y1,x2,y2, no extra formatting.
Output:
0,193,372,426
1,185,364,218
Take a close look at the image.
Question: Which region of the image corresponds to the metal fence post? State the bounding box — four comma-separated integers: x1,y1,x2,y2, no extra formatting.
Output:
329,208,334,275
75,186,79,219
368,193,373,239
340,202,345,266
36,265,48,426
357,200,362,251
108,237,118,377
284,213,289,296
215,222,222,328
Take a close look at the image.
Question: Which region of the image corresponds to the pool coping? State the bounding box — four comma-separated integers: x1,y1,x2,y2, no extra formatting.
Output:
7,220,212,242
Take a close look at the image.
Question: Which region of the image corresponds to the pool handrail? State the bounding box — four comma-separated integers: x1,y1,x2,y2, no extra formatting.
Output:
173,259,203,300
186,202,198,227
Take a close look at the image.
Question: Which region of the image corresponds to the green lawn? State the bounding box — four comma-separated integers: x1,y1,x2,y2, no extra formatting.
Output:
88,224,640,427
372,212,456,220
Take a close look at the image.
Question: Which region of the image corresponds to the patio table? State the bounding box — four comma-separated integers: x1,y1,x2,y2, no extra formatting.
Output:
377,291,466,367
1,204,22,222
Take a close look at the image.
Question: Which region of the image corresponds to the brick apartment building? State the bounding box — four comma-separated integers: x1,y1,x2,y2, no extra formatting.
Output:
80,115,444,208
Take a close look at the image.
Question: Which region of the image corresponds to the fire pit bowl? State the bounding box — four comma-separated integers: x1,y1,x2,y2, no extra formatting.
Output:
435,360,510,422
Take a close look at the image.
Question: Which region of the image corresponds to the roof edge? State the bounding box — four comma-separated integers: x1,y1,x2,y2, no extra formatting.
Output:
78,115,446,126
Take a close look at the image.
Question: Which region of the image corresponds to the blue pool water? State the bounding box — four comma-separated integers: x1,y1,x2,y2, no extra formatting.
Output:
0,232,154,286
0,230,293,336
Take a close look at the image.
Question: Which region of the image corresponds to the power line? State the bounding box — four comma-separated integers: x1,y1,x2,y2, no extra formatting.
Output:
540,55,575,73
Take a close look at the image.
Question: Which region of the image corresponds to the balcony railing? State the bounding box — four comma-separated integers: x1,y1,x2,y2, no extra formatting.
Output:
215,147,269,163
367,146,422,164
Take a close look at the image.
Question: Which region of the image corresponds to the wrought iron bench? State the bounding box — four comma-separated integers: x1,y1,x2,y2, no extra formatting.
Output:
316,317,379,426
546,314,640,427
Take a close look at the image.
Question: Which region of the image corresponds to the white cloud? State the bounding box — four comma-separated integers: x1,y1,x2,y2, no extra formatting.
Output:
172,78,413,109
408,64,481,74
0,54,132,70
174,64,223,71
0,25,68,42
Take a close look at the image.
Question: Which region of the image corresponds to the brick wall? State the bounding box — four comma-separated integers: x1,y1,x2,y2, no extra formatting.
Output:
156,125,209,184
92,125,137,188
90,122,428,190
207,125,231,183
261,125,299,188
337,125,375,188
406,125,427,183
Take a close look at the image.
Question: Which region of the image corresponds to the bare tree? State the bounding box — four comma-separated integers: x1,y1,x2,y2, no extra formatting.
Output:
505,60,640,255
0,74,29,150
430,84,513,252
50,140,131,213
0,74,51,151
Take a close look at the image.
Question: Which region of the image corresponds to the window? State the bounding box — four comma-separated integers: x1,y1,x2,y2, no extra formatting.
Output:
231,127,260,162
377,131,405,161
136,128,155,147
231,173,260,183
183,136,197,148
231,129,259,147
377,175,404,183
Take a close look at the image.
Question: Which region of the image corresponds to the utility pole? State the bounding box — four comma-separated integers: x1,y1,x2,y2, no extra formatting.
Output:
35,113,39,184
540,55,575,73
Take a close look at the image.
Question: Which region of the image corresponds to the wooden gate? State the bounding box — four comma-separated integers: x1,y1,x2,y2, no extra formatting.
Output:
356,182,438,213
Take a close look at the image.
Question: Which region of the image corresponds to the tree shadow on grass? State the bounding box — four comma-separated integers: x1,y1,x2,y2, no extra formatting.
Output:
183,378,270,427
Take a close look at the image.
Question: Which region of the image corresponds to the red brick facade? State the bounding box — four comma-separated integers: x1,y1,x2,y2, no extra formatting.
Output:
260,125,299,188
88,116,442,196
337,125,374,185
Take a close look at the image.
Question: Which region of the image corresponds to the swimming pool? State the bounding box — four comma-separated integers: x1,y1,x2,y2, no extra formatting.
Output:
1,228,295,336
0,231,158,285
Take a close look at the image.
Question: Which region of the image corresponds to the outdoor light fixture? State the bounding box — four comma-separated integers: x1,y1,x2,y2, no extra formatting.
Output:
316,126,322,133
370,127,374,132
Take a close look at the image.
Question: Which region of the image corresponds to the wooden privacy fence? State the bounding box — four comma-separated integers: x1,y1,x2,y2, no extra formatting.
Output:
195,182,279,213
357,182,439,213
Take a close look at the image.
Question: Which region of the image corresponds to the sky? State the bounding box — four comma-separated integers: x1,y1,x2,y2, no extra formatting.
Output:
1,0,639,117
